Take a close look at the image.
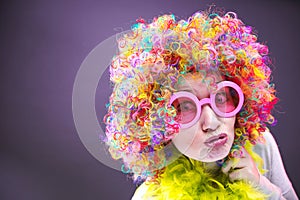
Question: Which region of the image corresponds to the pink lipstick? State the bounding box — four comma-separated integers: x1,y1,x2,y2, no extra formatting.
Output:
204,133,228,147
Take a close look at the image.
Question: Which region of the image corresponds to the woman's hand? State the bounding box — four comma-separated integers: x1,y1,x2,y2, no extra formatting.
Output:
221,147,261,186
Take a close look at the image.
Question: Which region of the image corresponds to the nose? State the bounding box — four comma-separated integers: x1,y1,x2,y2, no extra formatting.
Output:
199,104,220,132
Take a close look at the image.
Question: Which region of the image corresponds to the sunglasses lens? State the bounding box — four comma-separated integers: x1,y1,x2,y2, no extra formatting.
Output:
172,97,197,124
214,86,240,113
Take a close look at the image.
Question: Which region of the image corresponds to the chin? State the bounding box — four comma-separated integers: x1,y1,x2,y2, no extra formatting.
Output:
196,146,231,163
200,153,228,163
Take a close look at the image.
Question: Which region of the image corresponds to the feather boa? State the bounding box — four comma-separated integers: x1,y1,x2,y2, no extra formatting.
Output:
138,143,268,199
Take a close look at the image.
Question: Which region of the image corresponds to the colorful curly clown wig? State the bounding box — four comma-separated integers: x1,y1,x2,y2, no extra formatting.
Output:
104,10,278,191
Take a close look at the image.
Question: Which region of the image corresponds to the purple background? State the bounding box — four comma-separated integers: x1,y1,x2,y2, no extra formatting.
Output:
1,0,299,199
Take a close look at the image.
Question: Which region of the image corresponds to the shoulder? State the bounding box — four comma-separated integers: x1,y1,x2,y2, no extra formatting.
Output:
131,181,161,200
253,130,279,156
254,130,299,199
252,130,281,178
131,182,150,200
262,130,278,147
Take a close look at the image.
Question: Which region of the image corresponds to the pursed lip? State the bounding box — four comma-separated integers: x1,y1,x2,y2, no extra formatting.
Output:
204,133,228,147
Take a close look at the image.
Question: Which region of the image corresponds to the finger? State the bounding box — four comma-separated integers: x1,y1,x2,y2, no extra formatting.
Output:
228,168,260,186
222,156,244,173
228,169,243,182
231,158,247,169
221,159,233,174
229,167,251,182
233,149,255,168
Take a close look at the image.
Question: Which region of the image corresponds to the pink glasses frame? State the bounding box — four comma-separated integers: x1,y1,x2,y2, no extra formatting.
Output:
170,81,244,129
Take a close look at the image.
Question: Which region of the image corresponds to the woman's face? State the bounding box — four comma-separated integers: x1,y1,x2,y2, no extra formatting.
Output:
171,73,236,162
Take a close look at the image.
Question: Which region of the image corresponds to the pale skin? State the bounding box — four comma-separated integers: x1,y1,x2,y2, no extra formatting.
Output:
222,147,260,186
172,73,261,186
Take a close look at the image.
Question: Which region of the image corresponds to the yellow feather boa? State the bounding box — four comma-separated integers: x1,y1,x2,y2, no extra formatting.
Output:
137,142,268,199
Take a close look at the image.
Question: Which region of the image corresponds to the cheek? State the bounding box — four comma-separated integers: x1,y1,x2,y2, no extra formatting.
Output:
173,128,194,144
172,126,200,151
223,117,236,138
